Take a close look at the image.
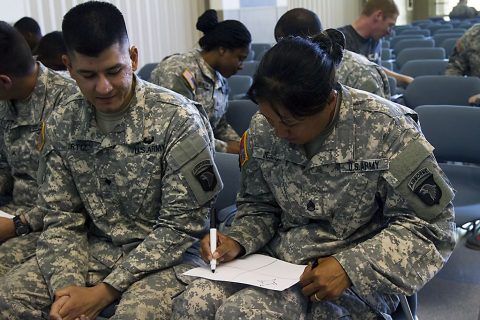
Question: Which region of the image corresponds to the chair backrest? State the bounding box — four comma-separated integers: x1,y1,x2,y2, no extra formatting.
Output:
415,105,480,225
435,28,466,34
251,43,272,61
399,59,448,77
389,34,426,48
433,33,463,46
395,47,445,69
382,48,392,60
403,75,480,109
441,38,459,57
213,152,241,212
393,38,435,55
137,62,158,82
400,29,431,36
415,105,480,164
381,39,390,48
245,49,255,61
427,24,453,34
227,75,252,100
226,99,259,136
236,61,260,77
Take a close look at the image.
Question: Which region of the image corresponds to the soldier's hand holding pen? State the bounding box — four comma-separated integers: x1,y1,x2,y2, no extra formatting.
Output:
199,231,244,265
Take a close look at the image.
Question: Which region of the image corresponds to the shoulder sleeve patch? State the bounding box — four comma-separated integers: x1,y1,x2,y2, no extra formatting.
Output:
239,131,249,167
193,159,217,191
182,68,196,91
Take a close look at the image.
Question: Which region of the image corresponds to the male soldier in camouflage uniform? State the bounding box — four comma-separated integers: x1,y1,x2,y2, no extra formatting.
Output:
151,9,251,154
0,21,78,276
446,24,480,77
172,32,455,320
0,2,221,320
274,8,391,99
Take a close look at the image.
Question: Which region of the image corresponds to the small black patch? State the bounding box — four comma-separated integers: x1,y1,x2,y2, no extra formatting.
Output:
307,200,316,211
143,136,154,144
413,175,442,206
193,160,217,191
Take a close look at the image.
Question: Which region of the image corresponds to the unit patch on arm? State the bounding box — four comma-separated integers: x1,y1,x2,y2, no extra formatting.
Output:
193,159,217,191
408,167,442,206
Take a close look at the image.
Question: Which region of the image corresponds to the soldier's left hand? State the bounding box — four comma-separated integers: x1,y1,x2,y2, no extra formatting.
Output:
299,256,352,302
50,283,120,320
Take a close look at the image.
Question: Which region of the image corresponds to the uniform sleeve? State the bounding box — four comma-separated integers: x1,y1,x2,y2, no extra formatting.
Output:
445,34,470,76
0,122,13,196
150,63,195,100
36,144,89,295
334,118,456,296
103,111,221,292
212,114,240,151
226,126,281,255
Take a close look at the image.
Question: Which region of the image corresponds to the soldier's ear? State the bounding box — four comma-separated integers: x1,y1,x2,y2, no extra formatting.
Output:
129,46,139,72
62,54,73,75
218,47,226,56
0,74,13,90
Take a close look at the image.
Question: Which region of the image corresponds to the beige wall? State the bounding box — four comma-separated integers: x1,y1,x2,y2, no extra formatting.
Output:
288,0,363,28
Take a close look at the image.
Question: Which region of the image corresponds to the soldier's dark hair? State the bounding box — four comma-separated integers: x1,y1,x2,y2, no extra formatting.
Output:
13,17,41,36
197,9,251,51
36,31,67,71
247,29,344,118
62,1,129,57
274,8,322,42
0,21,35,77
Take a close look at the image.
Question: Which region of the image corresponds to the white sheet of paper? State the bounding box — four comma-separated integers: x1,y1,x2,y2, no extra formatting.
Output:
183,254,307,291
0,210,14,219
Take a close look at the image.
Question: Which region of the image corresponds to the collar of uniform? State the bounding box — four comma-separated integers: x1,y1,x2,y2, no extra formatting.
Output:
306,84,354,168
194,49,221,84
72,75,146,149
4,62,48,126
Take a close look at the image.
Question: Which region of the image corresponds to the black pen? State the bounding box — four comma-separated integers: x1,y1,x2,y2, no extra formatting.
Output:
210,209,217,273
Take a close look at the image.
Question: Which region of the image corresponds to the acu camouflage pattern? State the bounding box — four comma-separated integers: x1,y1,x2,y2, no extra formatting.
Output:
172,278,389,319
0,76,221,319
446,24,480,77
150,50,240,152
337,50,390,98
0,63,78,275
223,85,455,317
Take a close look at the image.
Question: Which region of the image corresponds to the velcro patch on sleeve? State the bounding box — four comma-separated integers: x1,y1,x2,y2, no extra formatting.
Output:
193,159,217,191
182,68,196,91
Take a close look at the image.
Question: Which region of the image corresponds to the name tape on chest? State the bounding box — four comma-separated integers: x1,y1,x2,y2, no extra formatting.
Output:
340,159,389,173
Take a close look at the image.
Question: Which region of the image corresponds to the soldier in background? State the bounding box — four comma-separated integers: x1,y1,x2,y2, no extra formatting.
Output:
274,8,390,98
446,24,480,77
172,30,455,319
151,9,251,154
36,31,68,71
0,21,77,276
13,16,42,54
449,0,478,20
0,2,221,319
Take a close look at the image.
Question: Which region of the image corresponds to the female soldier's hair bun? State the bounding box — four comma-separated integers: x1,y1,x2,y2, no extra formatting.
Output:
196,9,219,33
311,28,345,66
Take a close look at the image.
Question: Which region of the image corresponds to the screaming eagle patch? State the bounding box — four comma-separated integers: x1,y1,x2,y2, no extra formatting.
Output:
193,160,217,191
408,167,442,206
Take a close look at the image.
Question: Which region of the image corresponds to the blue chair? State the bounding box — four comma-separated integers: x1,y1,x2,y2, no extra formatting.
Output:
400,29,431,36
403,75,480,109
251,43,272,61
213,152,241,230
226,99,259,136
382,48,393,60
389,34,426,48
435,28,466,34
381,39,390,48
227,75,252,100
433,33,463,46
136,62,158,82
427,24,453,35
399,59,448,77
441,38,459,57
393,39,435,55
415,105,480,227
236,61,260,77
395,47,445,70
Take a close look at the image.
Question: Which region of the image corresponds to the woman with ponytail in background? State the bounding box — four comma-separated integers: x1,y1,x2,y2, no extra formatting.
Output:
171,30,456,319
151,10,251,154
